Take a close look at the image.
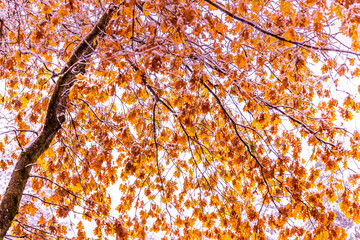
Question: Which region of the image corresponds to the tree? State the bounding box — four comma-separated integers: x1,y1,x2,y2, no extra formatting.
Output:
1,0,360,238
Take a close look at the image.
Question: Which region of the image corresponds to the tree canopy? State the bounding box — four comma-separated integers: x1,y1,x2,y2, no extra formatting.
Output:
1,0,360,239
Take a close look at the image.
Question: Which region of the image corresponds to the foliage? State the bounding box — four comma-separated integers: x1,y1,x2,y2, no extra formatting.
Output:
1,0,360,239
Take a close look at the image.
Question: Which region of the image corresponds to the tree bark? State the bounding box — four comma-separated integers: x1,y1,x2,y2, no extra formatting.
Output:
0,6,115,239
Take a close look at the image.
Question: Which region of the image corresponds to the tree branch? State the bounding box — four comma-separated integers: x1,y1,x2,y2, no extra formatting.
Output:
203,0,360,56
0,5,116,239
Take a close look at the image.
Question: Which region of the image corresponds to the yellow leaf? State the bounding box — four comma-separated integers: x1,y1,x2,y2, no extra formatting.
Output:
235,53,247,68
70,183,83,193
222,233,231,240
58,8,70,18
189,125,196,136
42,5,52,14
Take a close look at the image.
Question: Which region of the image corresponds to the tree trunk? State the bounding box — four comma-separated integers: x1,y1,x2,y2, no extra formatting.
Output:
0,6,115,239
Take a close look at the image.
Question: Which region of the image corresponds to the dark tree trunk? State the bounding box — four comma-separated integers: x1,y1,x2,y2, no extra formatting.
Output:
0,6,115,239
